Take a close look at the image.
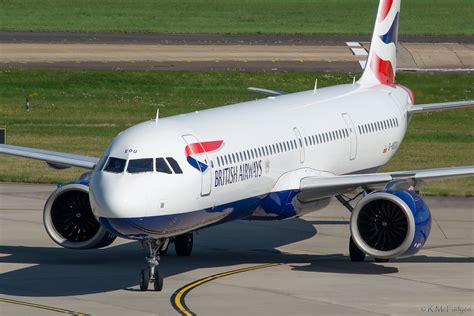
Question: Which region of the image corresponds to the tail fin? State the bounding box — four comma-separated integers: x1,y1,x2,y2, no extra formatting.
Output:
359,0,401,85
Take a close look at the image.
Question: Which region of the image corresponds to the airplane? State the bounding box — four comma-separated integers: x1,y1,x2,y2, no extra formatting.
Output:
0,0,473,292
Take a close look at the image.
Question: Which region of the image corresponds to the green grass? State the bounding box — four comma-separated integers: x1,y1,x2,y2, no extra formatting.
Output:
0,0,473,35
0,69,473,196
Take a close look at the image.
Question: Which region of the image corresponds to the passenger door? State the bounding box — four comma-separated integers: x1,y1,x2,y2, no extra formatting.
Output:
182,134,212,196
293,127,305,163
341,113,357,160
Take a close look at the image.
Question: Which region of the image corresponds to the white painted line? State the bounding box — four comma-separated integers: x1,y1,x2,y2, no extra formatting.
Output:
351,48,368,56
359,60,367,69
346,42,361,47
398,68,474,73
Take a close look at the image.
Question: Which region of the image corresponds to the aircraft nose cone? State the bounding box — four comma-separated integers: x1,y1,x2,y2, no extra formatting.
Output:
90,176,132,218
90,171,159,219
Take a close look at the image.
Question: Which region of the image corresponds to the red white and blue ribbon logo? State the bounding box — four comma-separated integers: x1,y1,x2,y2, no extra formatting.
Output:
185,140,223,172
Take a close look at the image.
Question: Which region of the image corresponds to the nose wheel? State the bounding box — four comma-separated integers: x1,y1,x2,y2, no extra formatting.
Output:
139,269,150,291
139,238,168,291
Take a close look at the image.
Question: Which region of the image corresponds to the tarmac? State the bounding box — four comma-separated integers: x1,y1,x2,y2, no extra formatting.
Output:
2,32,473,45
0,32,473,72
0,183,473,315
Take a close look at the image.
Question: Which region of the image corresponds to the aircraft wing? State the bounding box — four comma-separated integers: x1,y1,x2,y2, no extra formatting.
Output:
408,100,474,114
0,144,99,170
298,166,474,202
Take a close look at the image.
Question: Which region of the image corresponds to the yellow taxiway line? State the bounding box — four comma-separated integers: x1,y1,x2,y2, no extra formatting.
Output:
0,297,88,315
171,263,282,316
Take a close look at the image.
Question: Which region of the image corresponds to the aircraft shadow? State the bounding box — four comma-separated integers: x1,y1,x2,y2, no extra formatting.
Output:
0,218,468,297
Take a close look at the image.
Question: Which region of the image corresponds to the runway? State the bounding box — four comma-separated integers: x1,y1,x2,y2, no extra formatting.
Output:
0,183,473,315
1,32,473,72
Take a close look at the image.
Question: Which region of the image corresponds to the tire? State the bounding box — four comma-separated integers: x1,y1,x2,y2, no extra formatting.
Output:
175,233,193,256
139,269,150,291
349,236,366,262
154,270,164,291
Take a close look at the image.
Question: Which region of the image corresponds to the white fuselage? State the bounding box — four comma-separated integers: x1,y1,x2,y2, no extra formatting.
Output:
90,82,411,238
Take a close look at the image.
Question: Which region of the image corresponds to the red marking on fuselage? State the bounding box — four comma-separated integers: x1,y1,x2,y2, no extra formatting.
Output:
378,0,394,21
396,84,415,104
185,140,223,157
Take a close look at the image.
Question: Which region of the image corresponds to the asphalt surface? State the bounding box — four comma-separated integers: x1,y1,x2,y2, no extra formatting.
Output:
1,31,473,45
0,61,362,72
0,183,473,316
0,32,473,72
1,42,472,72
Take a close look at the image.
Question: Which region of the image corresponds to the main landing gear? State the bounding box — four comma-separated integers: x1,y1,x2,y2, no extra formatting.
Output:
349,236,366,262
336,188,371,263
174,232,193,256
338,189,391,263
138,232,194,291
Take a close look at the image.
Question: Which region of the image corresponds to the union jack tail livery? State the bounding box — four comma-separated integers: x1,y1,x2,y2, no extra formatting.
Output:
359,0,401,85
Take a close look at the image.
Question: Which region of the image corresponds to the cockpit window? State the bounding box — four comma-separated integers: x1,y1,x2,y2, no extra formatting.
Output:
103,157,126,173
96,155,109,171
156,158,172,174
166,157,183,174
127,158,153,174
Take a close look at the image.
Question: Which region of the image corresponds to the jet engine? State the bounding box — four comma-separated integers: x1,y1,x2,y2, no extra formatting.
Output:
350,189,431,260
43,182,116,249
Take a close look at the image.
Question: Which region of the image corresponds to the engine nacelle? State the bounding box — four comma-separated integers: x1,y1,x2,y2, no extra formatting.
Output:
254,190,331,220
350,189,431,259
43,182,116,249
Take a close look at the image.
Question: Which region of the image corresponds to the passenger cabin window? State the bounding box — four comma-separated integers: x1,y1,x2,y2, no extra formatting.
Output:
104,157,126,173
127,158,153,174
156,158,172,174
166,157,183,174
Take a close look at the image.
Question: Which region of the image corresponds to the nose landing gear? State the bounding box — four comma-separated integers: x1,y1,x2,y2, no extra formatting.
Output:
139,238,169,291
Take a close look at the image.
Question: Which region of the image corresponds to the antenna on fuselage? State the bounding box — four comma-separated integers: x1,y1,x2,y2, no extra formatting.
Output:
155,108,160,125
313,79,318,95
353,76,356,85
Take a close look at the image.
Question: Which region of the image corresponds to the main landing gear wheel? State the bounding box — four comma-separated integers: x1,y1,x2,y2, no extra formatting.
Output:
174,232,193,256
139,269,150,291
139,238,168,291
154,270,164,291
349,236,366,262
